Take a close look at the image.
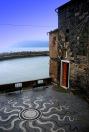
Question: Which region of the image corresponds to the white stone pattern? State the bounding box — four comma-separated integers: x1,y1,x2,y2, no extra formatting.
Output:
0,96,77,132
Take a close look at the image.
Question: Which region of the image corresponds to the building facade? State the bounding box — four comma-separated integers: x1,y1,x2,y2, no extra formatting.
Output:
49,0,89,92
49,29,59,83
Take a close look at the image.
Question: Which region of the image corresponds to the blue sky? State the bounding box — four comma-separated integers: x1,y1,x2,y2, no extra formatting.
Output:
0,0,69,48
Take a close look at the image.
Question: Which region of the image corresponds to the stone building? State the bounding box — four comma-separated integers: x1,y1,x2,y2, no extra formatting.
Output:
49,29,59,83
49,0,89,91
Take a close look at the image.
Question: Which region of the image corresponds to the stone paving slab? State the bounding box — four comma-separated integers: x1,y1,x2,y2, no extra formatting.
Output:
0,86,89,132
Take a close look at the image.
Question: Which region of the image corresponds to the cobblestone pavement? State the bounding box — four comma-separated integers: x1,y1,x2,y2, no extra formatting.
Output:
0,86,89,132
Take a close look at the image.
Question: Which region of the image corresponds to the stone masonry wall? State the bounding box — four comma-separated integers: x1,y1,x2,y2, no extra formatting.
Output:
57,0,89,91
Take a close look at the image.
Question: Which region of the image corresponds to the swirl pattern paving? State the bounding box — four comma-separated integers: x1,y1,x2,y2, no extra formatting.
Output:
0,87,89,132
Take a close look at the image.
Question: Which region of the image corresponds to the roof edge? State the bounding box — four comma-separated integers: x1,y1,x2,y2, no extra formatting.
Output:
55,0,71,11
48,28,58,34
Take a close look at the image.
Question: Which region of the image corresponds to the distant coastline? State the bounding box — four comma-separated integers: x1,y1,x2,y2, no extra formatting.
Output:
0,51,49,61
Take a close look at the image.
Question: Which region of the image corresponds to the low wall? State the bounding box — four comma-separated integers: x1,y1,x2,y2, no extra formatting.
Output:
0,78,52,93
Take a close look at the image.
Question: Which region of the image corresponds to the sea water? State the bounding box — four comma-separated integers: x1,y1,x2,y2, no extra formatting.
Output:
0,47,49,84
0,56,49,84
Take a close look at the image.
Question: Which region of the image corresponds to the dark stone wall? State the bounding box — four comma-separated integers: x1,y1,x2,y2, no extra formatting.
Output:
57,0,89,91
58,0,89,56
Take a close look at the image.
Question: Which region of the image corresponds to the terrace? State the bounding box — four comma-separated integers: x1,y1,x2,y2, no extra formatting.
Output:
0,85,89,132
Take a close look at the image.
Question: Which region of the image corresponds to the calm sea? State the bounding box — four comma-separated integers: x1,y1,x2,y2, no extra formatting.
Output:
0,47,49,85
0,56,49,85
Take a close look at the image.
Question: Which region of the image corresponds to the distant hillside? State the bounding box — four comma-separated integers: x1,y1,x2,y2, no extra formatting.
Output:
14,40,48,47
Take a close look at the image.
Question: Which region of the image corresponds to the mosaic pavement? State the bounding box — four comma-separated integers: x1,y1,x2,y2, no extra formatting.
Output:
0,86,89,132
